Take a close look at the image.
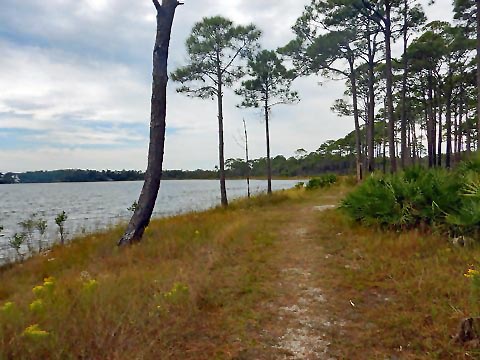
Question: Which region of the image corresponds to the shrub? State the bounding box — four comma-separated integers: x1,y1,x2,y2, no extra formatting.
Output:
294,182,305,189
35,219,48,252
306,174,337,190
9,233,26,261
19,214,38,253
340,164,478,237
55,211,68,245
340,175,406,227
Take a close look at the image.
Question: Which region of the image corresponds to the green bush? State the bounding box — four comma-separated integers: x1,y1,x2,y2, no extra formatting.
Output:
306,174,337,190
294,182,305,189
340,163,480,237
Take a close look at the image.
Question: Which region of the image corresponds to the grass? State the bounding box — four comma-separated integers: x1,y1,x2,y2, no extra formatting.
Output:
313,208,480,359
1,180,479,358
0,189,309,359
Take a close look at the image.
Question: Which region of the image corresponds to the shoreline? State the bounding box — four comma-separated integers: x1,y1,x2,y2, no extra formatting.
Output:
0,182,304,266
0,177,310,185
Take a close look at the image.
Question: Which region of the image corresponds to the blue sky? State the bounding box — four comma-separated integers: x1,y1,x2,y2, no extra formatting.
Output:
0,0,453,172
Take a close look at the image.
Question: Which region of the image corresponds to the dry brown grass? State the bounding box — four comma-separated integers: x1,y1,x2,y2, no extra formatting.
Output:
313,209,480,359
0,190,311,359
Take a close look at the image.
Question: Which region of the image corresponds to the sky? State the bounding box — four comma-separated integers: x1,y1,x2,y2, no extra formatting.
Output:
0,0,453,172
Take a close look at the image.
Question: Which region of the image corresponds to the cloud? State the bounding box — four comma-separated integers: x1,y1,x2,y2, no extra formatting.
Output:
0,0,454,172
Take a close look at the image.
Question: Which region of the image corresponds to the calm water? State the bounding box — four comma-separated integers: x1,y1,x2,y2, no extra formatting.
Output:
0,179,301,263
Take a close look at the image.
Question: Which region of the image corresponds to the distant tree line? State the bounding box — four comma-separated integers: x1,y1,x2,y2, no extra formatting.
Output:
0,170,144,184
0,134,362,185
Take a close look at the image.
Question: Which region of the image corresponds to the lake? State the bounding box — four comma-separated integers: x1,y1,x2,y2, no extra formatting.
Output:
0,179,302,264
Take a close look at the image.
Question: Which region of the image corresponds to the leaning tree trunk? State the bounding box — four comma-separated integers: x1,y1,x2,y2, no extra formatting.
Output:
118,0,181,246
477,0,480,149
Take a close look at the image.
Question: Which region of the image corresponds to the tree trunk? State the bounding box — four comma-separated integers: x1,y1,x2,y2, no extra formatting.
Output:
458,86,464,161
437,89,442,167
217,53,228,207
420,124,425,159
367,30,376,173
458,85,468,161
412,119,417,165
382,138,387,174
432,83,437,166
427,73,434,168
349,59,363,182
265,92,272,195
446,73,453,168
454,95,458,162
243,119,251,198
383,102,387,174
467,125,472,154
385,1,397,173
400,0,409,168
118,0,181,246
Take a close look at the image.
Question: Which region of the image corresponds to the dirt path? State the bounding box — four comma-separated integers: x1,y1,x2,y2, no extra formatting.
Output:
238,199,343,359
272,204,340,360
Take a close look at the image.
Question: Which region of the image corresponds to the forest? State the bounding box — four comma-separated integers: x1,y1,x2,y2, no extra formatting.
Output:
277,0,479,180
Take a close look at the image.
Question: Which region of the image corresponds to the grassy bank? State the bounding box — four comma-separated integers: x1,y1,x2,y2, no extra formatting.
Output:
0,189,309,359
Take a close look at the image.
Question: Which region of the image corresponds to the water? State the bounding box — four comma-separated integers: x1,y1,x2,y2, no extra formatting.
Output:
0,179,302,263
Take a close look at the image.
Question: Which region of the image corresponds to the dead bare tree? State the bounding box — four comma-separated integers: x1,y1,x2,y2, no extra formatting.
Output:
118,0,182,246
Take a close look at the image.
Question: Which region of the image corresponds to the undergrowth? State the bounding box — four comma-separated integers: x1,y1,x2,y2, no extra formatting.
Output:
341,156,480,239
306,174,338,190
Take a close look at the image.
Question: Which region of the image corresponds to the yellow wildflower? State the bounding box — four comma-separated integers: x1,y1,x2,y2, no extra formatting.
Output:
29,299,44,313
43,283,54,292
83,279,98,292
464,268,480,278
43,276,55,284
0,302,14,313
43,277,55,291
23,324,49,339
163,282,189,300
32,285,44,297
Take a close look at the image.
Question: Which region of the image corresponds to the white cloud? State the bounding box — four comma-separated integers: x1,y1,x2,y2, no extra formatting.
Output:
0,0,456,171
0,40,150,124
0,147,148,173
